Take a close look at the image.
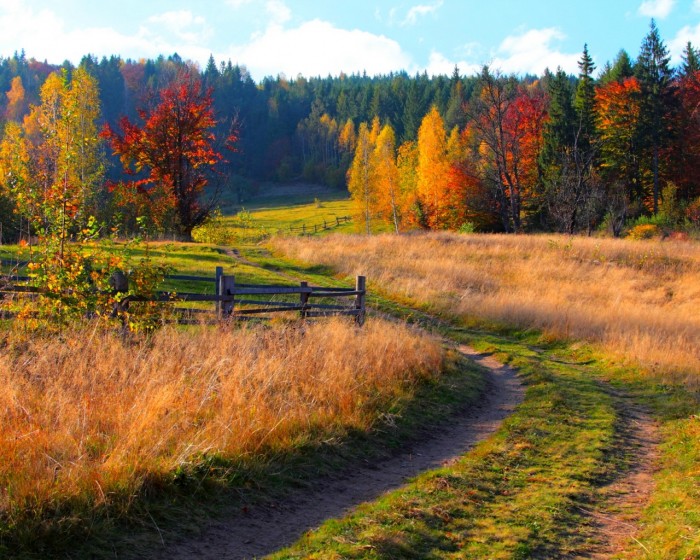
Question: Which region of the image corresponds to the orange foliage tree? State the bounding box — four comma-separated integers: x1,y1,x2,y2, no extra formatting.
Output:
102,70,233,239
467,69,547,232
671,70,700,202
595,76,643,233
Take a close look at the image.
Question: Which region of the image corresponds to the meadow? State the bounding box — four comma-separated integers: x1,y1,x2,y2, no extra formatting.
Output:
275,232,700,385
2,188,699,558
0,317,445,555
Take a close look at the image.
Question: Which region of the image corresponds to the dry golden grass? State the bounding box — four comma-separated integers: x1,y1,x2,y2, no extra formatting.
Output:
0,318,442,519
275,232,700,384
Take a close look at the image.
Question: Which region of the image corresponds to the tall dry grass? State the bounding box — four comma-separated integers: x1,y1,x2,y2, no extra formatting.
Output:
275,232,700,384
0,318,442,521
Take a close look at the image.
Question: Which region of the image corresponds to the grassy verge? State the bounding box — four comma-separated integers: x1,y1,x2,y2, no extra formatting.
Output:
265,323,698,559
265,234,700,558
0,313,488,558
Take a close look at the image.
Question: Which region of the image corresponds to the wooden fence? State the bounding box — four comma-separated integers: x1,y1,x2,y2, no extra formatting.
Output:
281,215,351,235
0,263,367,326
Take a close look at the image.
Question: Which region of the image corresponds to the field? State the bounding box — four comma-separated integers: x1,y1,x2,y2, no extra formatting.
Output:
268,229,700,558
1,187,699,558
275,232,700,384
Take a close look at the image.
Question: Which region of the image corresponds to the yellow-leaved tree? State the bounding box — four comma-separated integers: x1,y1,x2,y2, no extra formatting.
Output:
416,106,451,228
347,117,380,234
373,123,402,233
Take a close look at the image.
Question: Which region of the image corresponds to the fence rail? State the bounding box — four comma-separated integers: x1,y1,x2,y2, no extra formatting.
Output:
0,265,367,326
280,215,351,235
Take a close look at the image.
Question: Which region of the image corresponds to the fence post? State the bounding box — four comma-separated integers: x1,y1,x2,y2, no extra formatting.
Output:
336,216,340,226
110,271,130,318
302,223,306,235
215,266,223,317
219,273,235,319
354,275,366,326
300,281,309,319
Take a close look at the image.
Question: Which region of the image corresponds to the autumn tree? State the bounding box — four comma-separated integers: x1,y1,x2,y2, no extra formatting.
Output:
373,123,402,232
0,69,105,250
347,119,379,234
396,140,422,227
5,76,27,122
670,66,700,202
102,70,229,239
468,68,546,232
596,77,642,235
416,106,452,228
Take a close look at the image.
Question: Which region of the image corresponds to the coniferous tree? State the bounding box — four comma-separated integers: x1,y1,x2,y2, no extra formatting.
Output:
575,44,597,149
635,20,674,214
681,41,700,77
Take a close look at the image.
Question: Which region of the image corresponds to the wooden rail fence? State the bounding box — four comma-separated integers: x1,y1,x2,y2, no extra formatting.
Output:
281,215,351,235
0,264,367,326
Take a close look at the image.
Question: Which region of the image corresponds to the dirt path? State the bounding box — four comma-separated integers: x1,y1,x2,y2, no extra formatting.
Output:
153,345,524,560
587,387,661,557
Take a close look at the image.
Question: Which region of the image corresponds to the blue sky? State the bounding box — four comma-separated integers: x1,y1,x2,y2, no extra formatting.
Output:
0,0,699,81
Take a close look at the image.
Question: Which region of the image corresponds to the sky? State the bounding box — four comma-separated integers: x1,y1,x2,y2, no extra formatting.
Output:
0,0,699,82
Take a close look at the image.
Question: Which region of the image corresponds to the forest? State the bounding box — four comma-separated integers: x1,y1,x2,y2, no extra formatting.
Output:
0,20,698,241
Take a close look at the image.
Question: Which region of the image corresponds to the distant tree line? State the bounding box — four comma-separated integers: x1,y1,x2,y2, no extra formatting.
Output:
0,20,697,239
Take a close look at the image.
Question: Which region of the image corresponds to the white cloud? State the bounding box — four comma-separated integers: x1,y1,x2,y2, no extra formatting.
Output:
669,22,700,64
0,3,214,67
265,0,291,26
638,0,676,19
425,50,480,77
491,28,580,75
226,0,253,8
228,19,412,79
401,1,443,26
147,10,210,43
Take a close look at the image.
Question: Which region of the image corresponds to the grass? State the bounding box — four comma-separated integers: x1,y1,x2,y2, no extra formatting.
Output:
0,317,463,558
271,328,700,558
274,232,700,385
3,187,700,557
193,183,359,245
268,230,700,558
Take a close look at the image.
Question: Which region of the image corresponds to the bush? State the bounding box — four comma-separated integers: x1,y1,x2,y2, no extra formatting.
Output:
626,223,661,240
687,197,700,227
458,221,476,234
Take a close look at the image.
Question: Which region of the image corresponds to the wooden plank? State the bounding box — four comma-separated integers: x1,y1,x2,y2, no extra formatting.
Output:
308,290,362,297
0,286,41,293
232,286,312,295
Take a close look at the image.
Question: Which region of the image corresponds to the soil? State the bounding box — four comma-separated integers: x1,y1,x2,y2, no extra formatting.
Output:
152,345,524,560
587,388,661,558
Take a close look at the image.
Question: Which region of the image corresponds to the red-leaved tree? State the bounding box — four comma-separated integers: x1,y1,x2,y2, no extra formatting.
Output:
102,70,234,239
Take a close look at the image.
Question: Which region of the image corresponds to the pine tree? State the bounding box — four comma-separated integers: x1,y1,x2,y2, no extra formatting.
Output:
681,41,700,77
445,65,466,130
635,19,673,214
574,44,597,148
599,50,635,85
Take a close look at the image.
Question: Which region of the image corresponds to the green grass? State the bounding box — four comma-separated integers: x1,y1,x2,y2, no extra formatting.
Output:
259,246,700,559
2,184,699,558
